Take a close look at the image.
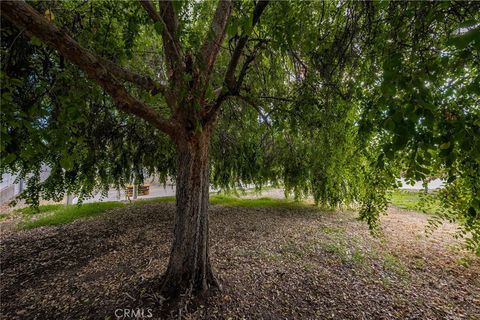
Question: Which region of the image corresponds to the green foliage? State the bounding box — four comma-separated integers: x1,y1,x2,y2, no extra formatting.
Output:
426,178,480,255
356,2,479,247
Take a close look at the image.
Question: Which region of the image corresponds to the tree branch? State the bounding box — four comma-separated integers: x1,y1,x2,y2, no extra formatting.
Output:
1,0,177,136
138,0,183,80
204,39,266,123
235,95,271,128
198,0,232,85
232,39,267,93
257,95,295,103
203,0,269,124
99,57,167,96
158,1,179,38
223,1,269,91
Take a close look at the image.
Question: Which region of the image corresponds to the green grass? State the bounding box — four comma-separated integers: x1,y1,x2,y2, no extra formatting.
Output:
132,196,175,205
390,190,422,210
210,195,309,208
351,249,366,264
16,191,442,230
16,194,307,230
389,190,440,214
19,202,125,229
321,226,345,235
17,204,63,215
383,253,408,277
18,197,178,230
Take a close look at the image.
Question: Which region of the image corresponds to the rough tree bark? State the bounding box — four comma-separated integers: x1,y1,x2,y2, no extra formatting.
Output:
162,127,219,297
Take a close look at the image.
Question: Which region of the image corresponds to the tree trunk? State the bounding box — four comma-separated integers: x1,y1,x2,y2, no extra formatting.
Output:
161,130,219,298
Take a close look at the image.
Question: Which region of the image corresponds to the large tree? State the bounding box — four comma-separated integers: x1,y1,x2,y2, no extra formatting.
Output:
1,0,272,296
1,0,479,299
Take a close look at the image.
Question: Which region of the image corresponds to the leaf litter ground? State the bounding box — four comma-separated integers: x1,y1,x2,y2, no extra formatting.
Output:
1,203,479,319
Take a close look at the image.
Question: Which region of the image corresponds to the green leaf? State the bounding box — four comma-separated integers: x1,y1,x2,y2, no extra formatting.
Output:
154,21,163,35
458,20,478,29
384,118,395,131
3,153,16,165
172,0,183,13
447,27,480,49
440,142,451,149
60,155,74,171
31,37,42,46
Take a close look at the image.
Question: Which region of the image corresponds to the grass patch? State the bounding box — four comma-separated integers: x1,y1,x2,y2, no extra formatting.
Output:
16,197,177,230
389,190,440,214
383,253,407,276
210,194,308,208
132,196,175,205
17,194,307,230
17,204,63,215
19,202,125,229
351,249,366,264
128,195,302,208
324,243,347,256
321,226,345,235
319,226,369,266
279,239,306,259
